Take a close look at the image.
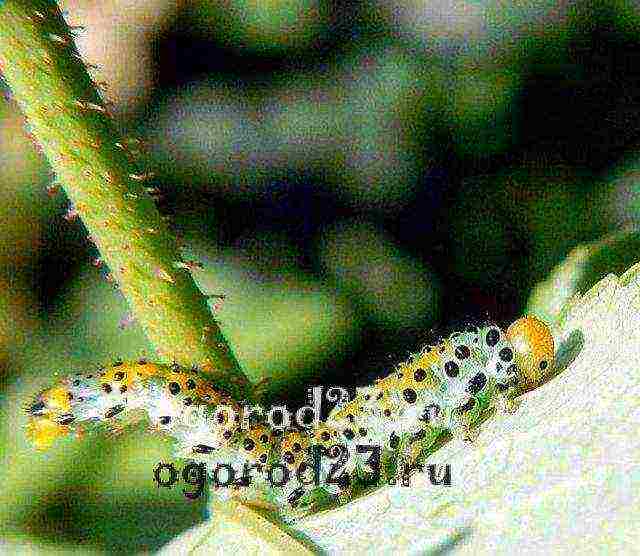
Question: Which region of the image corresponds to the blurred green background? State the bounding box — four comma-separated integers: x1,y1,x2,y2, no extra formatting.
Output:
3,0,640,552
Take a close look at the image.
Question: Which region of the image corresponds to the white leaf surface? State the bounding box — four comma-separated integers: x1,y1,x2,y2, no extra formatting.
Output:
160,263,640,555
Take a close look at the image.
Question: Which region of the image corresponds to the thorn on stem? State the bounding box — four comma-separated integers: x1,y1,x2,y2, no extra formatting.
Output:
173,260,204,272
129,172,155,182
48,33,69,45
154,267,175,284
64,206,79,221
118,313,136,330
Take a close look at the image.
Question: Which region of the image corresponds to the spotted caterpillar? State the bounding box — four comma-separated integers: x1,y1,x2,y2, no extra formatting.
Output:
26,316,554,520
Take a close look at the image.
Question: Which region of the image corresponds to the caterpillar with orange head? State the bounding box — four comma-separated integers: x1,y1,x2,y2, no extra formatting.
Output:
25,315,555,520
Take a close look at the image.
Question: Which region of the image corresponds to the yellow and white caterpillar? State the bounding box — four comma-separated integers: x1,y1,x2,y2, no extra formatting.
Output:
26,316,554,520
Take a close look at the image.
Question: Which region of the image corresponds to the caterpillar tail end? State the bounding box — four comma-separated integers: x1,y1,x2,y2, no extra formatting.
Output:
26,417,70,451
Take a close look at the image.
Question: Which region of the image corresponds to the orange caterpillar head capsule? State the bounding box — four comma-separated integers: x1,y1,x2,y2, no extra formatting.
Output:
506,315,555,388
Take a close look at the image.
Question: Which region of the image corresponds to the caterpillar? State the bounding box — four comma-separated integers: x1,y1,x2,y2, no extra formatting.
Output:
25,315,554,520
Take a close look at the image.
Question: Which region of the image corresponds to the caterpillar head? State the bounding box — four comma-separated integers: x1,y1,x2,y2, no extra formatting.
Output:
506,315,555,388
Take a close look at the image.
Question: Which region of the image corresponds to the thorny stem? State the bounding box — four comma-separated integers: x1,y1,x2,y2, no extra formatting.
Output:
0,1,320,553
0,0,252,401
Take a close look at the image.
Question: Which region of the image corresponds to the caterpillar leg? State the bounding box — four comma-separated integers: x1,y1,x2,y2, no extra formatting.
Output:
240,497,280,513
389,433,418,485
273,430,327,520
449,407,481,444
276,486,313,522
460,424,480,443
495,394,521,415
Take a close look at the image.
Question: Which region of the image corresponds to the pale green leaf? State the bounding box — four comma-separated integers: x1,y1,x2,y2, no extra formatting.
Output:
162,260,640,554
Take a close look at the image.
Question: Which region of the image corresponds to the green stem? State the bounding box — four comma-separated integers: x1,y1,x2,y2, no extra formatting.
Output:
0,0,251,399
0,3,321,551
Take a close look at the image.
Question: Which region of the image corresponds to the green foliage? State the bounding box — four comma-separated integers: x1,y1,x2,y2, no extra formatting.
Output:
527,228,640,325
